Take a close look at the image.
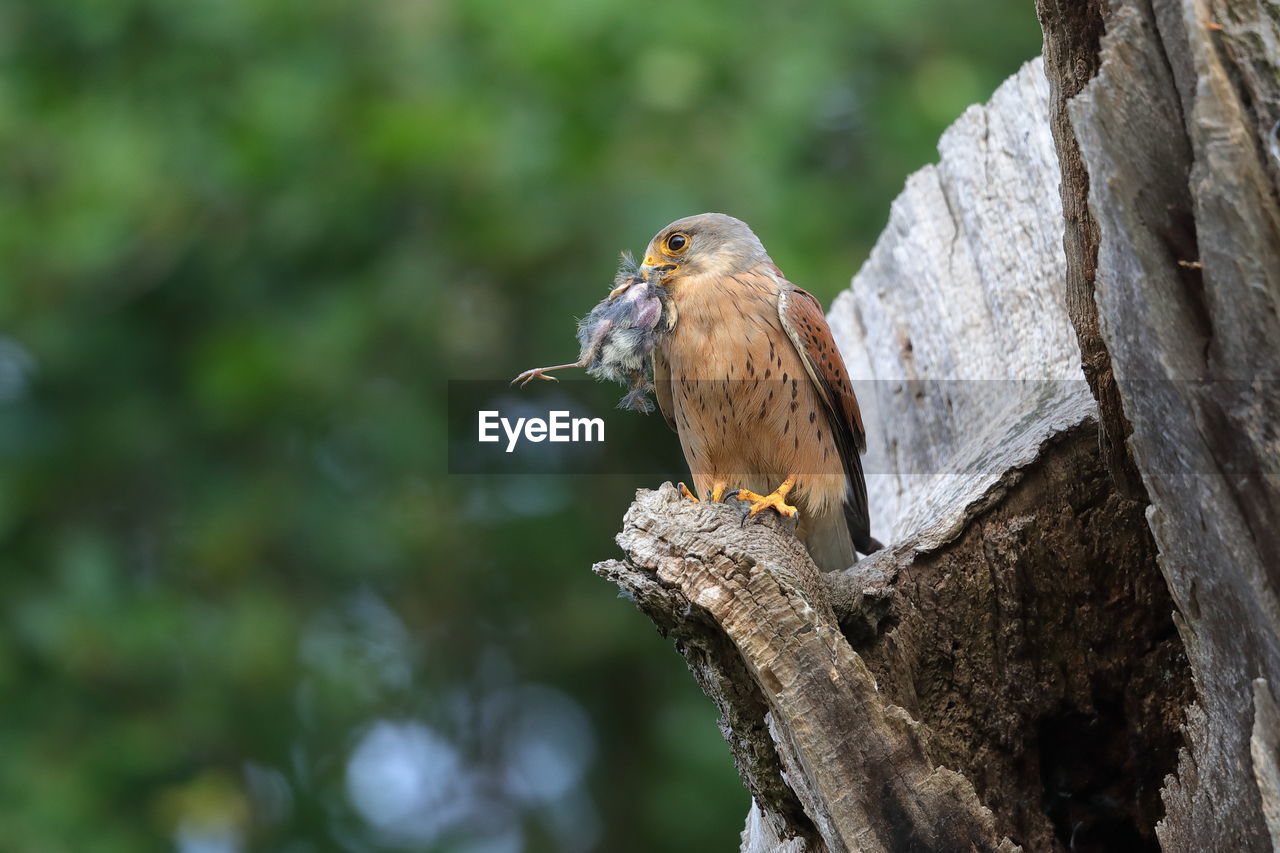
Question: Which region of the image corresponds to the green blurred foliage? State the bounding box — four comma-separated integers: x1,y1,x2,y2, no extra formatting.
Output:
0,0,1039,850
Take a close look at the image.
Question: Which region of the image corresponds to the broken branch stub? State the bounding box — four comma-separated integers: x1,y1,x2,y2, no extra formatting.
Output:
595,484,1016,853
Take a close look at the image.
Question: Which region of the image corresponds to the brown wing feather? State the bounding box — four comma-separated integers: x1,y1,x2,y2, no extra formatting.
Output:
778,284,866,451
777,282,877,553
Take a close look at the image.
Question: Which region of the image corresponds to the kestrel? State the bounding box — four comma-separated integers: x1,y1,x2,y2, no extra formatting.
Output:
517,213,880,571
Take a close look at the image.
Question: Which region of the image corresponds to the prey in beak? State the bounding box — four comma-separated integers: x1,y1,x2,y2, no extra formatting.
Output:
512,251,675,412
639,256,677,277
612,255,674,299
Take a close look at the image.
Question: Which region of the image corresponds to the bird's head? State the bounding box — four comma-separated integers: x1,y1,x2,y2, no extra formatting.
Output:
639,213,770,287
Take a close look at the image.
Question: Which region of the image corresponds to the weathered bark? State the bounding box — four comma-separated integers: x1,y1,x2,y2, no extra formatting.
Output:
1034,0,1148,499
829,60,1086,546
600,421,1190,851
594,3,1277,847
828,422,1191,851
1048,0,1280,849
597,486,1018,853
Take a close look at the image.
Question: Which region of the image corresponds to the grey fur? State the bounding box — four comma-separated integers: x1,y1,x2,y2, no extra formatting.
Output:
575,253,673,413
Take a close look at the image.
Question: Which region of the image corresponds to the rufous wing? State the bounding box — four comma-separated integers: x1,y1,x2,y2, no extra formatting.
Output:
777,282,876,553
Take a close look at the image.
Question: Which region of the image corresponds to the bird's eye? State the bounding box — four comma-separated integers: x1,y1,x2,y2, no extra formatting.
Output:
665,232,689,254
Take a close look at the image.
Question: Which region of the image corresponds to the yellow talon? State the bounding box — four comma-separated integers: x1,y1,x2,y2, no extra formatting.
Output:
735,474,799,519
680,481,728,502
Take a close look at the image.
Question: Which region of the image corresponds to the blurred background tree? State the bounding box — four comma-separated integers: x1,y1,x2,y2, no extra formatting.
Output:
0,0,1039,850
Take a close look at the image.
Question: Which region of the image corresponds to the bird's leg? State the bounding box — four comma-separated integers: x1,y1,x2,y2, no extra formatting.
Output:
511,362,583,387
732,474,799,519
677,481,726,503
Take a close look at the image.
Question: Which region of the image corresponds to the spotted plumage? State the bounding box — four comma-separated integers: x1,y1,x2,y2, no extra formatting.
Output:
513,212,880,570
643,213,880,570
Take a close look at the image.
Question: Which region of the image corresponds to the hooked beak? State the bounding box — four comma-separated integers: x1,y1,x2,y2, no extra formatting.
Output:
640,256,677,282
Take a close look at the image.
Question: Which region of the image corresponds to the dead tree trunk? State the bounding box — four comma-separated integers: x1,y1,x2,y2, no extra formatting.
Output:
1037,0,1280,849
595,2,1279,849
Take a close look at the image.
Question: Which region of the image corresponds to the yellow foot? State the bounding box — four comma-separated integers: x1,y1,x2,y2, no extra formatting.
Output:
734,475,799,519
678,481,727,502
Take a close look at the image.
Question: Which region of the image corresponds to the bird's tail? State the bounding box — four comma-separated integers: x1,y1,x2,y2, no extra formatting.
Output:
803,509,857,574
839,440,881,558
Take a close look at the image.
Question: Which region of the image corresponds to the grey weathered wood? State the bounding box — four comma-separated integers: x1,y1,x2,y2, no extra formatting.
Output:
1251,678,1280,851
827,419,1190,852
829,59,1092,545
597,486,1017,853
601,423,1188,851
1060,0,1280,849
